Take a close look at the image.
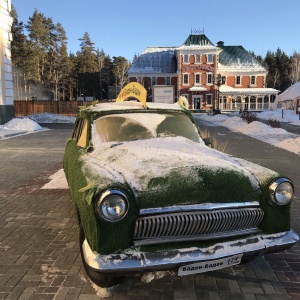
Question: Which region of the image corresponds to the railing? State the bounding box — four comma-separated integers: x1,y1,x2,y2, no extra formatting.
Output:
220,102,274,111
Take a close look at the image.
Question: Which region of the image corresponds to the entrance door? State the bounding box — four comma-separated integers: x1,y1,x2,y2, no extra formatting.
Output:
193,96,202,109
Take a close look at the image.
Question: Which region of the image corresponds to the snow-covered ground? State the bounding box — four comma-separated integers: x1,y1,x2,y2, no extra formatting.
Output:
194,109,300,155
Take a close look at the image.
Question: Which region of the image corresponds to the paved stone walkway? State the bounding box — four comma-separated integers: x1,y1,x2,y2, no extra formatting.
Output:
0,124,299,299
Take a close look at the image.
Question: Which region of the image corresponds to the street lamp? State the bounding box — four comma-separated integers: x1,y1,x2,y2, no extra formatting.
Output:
214,74,226,110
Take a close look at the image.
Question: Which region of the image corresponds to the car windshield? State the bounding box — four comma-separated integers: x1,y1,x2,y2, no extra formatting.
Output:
94,112,201,143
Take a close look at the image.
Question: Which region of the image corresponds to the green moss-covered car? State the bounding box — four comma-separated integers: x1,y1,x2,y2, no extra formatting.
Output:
63,101,298,287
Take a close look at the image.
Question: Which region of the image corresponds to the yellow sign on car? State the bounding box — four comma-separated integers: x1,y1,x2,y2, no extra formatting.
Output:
116,82,147,107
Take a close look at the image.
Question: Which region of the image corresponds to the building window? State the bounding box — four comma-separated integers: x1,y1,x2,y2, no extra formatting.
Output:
195,73,201,85
207,54,214,64
152,77,157,85
235,76,241,85
207,73,213,85
195,54,201,63
183,74,189,85
183,54,189,63
166,77,171,85
206,94,212,105
250,76,256,85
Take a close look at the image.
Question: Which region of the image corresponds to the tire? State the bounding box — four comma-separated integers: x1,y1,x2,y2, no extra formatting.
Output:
79,226,124,287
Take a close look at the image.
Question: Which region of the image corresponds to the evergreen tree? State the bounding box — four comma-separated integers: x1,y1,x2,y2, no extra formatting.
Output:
264,51,279,89
10,5,35,99
26,9,53,84
46,23,70,100
77,32,99,99
275,48,291,91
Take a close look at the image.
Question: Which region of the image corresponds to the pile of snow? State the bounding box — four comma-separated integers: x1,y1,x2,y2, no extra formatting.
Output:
196,110,300,155
0,117,43,131
28,113,76,123
277,137,300,154
257,109,300,125
41,169,68,189
222,117,288,135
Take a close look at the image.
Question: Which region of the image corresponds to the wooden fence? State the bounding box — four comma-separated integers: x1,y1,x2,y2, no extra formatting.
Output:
14,100,94,117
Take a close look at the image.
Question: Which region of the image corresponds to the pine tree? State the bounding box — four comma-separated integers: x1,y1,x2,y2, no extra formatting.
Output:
10,5,35,99
26,9,52,84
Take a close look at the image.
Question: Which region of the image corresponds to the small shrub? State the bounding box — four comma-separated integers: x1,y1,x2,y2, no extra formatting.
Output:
266,118,281,128
240,111,258,124
200,127,231,153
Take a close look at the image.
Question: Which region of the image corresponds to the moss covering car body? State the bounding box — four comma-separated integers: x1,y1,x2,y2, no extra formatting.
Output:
64,101,298,287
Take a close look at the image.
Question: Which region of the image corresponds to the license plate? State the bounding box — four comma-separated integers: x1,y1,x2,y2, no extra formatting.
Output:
178,254,243,276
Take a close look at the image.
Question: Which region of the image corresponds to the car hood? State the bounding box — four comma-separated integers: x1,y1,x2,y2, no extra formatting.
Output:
81,137,279,208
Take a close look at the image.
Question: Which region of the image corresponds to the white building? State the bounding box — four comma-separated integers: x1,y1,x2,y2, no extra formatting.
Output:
0,0,13,124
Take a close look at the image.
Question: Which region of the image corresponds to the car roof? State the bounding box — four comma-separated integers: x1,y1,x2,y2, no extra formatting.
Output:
77,100,193,123
84,101,184,112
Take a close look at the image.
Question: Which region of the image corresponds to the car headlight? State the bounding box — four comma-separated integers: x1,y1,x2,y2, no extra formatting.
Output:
269,178,294,205
96,189,129,222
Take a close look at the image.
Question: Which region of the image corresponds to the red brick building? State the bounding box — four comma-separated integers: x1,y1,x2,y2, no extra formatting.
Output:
128,33,279,112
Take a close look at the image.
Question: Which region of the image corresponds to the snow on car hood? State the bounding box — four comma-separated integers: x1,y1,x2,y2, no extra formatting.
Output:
81,135,278,197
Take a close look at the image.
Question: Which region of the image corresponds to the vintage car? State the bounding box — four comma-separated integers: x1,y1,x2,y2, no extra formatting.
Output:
63,100,298,287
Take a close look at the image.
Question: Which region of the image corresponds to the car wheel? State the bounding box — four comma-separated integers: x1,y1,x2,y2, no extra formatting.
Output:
79,226,124,287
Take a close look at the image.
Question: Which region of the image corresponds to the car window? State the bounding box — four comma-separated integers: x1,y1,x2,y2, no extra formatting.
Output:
156,114,200,142
72,119,88,147
94,112,200,143
95,116,153,142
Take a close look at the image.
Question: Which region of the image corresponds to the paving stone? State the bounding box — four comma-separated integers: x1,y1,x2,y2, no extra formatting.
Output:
0,124,299,299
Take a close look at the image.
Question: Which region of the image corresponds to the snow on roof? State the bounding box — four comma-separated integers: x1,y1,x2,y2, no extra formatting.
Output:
86,101,145,112
85,101,183,112
146,102,182,110
143,47,177,54
218,62,266,72
177,45,220,51
276,81,300,102
219,86,279,94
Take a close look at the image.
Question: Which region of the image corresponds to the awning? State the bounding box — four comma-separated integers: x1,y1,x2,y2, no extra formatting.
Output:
219,86,279,95
188,86,208,91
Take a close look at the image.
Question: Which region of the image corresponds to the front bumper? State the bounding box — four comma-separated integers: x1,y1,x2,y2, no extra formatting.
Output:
82,230,299,274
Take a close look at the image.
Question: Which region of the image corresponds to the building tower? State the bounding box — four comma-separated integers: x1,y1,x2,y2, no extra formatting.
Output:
0,0,13,124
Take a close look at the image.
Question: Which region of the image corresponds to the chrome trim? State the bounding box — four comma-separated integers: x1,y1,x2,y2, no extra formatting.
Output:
269,178,294,206
134,228,260,246
95,189,129,222
82,230,299,273
139,201,260,216
134,207,264,246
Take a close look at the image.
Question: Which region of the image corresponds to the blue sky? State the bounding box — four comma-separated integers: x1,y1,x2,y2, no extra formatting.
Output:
12,0,300,62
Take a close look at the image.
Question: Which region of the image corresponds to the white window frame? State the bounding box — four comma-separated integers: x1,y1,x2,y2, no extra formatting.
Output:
206,94,213,105
207,73,213,85
194,73,201,86
183,54,189,64
235,76,242,86
183,73,189,85
250,75,256,86
194,54,201,64
207,54,214,64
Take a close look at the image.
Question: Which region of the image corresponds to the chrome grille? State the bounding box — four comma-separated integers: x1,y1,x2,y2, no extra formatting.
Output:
134,207,264,246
